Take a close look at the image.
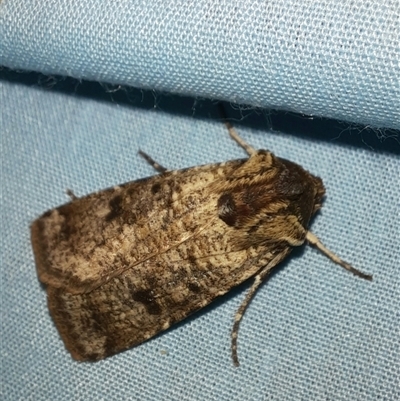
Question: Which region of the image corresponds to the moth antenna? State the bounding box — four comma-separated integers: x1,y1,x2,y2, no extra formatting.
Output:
231,267,271,366
138,150,168,173
306,231,372,280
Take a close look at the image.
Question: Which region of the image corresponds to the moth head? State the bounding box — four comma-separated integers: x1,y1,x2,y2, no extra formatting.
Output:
217,151,326,247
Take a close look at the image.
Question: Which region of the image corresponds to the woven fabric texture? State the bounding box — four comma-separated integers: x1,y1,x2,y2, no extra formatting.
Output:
1,1,399,400
2,0,399,129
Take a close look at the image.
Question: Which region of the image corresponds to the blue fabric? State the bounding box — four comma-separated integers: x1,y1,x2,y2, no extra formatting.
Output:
1,1,399,400
2,0,399,129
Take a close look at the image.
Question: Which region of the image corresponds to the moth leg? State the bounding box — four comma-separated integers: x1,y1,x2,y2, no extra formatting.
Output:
224,121,257,156
306,231,372,280
66,189,78,200
218,103,257,156
138,150,167,173
231,265,272,367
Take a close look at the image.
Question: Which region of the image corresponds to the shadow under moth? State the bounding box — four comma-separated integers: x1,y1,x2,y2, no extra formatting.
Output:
31,121,372,366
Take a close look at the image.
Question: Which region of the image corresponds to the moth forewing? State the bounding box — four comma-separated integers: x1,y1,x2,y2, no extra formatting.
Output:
31,125,372,365
31,161,241,294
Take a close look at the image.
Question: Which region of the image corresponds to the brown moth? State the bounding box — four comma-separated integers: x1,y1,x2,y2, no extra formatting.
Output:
31,122,372,366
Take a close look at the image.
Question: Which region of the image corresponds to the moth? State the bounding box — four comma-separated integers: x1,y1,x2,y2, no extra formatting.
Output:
31,121,372,366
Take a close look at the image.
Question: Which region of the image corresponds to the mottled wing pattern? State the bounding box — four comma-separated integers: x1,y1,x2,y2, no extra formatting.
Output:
48,224,291,361
31,159,247,293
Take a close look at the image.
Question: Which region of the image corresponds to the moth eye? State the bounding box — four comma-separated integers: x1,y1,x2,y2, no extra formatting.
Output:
217,193,237,226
